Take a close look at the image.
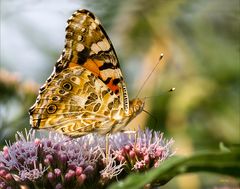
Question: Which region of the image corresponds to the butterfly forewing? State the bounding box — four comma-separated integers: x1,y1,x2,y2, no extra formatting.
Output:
57,10,126,97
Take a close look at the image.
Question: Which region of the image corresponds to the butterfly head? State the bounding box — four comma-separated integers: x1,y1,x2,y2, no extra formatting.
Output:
128,98,145,118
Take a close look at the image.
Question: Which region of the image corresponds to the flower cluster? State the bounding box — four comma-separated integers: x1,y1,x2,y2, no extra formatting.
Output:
112,129,173,172
0,128,174,189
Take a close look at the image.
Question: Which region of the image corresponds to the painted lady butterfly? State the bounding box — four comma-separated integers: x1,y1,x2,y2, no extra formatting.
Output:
29,9,144,137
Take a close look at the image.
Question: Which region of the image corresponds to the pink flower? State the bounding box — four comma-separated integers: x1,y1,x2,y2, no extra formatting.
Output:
0,128,174,188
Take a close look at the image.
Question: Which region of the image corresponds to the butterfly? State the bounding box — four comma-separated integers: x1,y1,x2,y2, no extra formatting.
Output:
29,9,144,137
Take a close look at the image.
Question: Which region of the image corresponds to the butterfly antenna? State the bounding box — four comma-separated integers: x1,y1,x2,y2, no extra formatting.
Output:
135,53,164,99
168,87,175,92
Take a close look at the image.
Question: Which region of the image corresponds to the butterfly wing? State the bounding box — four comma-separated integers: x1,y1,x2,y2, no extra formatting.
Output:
56,9,129,113
29,66,126,136
29,9,144,136
29,9,132,136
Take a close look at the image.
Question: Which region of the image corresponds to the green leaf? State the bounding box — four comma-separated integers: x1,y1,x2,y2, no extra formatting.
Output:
108,150,240,189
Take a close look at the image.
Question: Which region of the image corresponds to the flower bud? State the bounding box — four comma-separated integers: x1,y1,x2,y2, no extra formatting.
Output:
83,165,94,176
76,174,86,185
129,150,136,158
54,168,61,177
47,172,56,183
55,183,63,189
58,153,67,164
76,167,83,176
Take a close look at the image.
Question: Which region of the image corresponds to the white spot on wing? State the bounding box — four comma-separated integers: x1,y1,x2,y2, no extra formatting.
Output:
69,16,74,20
72,96,86,107
90,38,111,54
95,18,100,25
100,69,118,80
80,15,87,24
90,23,97,30
76,43,84,52
91,43,101,54
97,38,110,51
78,35,83,41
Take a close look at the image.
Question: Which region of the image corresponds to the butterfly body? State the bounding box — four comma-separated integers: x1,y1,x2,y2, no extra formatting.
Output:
29,9,144,137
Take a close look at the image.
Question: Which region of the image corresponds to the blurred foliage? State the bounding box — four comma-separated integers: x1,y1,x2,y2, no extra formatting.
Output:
108,148,240,189
0,0,239,188
0,70,39,143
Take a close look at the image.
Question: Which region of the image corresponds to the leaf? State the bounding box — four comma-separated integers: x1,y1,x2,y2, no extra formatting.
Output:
108,150,240,189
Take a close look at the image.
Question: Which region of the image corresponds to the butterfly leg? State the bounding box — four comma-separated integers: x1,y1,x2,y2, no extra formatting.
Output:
121,129,138,146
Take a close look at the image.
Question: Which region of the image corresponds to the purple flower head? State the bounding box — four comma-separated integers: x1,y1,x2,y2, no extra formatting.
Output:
111,128,174,172
0,128,174,188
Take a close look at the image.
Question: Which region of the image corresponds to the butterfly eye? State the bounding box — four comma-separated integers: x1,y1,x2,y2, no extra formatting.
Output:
47,104,57,114
62,82,72,91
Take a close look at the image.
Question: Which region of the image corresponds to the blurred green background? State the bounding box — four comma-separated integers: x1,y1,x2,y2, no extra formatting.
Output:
0,0,239,188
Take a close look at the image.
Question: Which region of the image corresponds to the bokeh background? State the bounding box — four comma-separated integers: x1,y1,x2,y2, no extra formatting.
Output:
0,0,239,188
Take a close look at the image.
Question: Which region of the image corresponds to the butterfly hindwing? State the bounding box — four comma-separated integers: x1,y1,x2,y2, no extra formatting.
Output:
29,66,125,136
